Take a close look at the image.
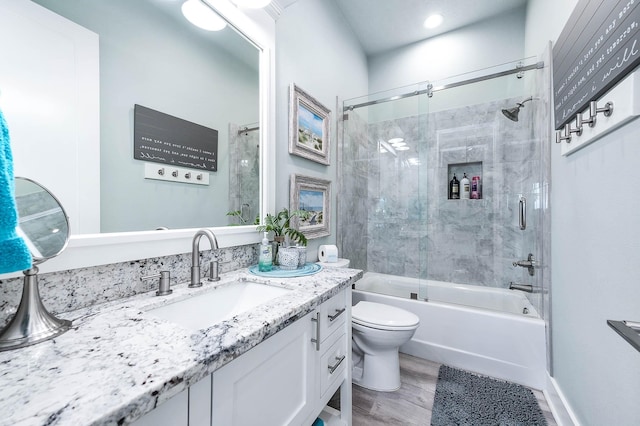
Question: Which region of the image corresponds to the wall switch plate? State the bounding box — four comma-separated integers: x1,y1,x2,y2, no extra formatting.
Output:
144,163,210,185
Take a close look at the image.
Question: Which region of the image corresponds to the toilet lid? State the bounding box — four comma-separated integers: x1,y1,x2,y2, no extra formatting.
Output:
352,301,419,330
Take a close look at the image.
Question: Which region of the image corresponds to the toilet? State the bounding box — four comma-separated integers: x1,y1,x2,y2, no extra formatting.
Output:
317,258,420,392
351,301,420,391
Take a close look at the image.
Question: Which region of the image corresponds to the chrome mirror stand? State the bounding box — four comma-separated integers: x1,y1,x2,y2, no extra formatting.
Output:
0,267,72,352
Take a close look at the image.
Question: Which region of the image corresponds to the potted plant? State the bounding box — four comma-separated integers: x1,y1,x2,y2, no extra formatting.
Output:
256,208,310,264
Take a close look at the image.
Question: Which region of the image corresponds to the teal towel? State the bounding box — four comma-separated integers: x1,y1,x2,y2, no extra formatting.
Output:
312,418,324,426
0,108,32,273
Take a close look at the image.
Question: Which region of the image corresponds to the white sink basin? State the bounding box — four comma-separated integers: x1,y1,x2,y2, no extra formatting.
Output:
147,281,291,330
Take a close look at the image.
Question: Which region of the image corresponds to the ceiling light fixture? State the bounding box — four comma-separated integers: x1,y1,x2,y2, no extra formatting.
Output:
231,0,272,8
388,137,404,145
423,13,443,29
182,0,227,31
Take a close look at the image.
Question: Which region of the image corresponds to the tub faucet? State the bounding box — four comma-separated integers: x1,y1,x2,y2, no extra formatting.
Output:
190,229,219,288
513,253,536,276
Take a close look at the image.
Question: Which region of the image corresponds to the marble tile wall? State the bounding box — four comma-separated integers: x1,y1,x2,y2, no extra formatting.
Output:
340,95,547,299
0,244,258,326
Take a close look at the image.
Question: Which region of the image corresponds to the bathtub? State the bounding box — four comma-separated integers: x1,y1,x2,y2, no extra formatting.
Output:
353,272,547,390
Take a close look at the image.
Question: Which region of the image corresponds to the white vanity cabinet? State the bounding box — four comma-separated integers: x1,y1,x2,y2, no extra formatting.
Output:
133,287,351,426
212,287,351,426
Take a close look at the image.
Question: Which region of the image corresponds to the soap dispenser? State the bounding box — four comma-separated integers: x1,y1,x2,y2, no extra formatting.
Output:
259,232,273,272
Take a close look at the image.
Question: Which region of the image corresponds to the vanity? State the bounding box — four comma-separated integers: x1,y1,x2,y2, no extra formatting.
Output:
0,267,361,425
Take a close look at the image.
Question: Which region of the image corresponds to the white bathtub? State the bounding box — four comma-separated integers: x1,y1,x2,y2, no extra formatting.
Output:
353,272,547,390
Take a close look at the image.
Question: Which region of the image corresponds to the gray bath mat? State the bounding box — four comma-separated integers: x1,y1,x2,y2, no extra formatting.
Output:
431,365,548,426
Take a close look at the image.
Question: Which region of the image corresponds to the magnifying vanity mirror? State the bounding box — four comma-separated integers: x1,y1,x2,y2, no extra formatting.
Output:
0,177,72,351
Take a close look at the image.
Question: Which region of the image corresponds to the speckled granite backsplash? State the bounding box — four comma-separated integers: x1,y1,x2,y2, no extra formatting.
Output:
0,244,258,326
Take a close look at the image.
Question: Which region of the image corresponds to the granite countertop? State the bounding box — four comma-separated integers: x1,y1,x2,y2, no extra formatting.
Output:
0,266,362,426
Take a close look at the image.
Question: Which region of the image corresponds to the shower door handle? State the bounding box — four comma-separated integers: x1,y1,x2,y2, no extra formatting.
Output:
519,196,526,230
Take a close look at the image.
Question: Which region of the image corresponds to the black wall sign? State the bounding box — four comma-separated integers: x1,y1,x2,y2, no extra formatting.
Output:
553,0,640,130
133,104,218,171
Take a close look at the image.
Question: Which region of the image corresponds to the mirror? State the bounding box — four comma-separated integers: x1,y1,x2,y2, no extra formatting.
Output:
15,177,69,262
29,0,260,233
0,177,72,351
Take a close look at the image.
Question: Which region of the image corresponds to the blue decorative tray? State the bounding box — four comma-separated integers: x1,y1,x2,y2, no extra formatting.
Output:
248,263,322,278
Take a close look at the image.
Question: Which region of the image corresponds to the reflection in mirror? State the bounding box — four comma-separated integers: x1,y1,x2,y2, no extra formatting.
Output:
31,0,260,233
0,177,71,351
15,177,69,262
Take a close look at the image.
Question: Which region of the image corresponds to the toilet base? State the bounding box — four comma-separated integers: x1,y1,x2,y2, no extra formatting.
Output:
352,349,401,392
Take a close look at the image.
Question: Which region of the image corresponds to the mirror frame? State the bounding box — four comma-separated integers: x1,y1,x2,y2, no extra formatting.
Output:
18,0,276,277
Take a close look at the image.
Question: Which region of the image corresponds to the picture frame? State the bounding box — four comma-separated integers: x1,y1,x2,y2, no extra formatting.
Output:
288,83,331,165
290,174,331,240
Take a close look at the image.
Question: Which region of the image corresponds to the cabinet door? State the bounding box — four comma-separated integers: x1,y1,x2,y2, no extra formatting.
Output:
131,390,188,426
212,311,316,426
189,375,212,426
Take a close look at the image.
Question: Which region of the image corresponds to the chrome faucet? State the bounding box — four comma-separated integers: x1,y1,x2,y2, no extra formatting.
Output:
509,282,534,293
190,229,219,288
513,253,536,276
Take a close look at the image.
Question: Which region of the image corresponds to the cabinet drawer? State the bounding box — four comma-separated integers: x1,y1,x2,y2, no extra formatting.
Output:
319,330,348,399
319,290,347,343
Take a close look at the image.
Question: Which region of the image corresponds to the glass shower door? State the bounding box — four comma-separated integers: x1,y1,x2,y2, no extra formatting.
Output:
340,82,430,300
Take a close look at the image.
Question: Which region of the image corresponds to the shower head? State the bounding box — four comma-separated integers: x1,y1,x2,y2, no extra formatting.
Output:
501,96,533,122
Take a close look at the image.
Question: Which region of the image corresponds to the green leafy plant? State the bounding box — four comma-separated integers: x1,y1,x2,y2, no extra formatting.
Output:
256,208,311,246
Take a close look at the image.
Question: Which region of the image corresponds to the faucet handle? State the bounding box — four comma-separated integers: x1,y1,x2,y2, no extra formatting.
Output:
208,258,220,282
141,270,173,296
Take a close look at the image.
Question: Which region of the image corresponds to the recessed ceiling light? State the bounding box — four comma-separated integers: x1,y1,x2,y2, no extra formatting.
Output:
423,13,443,29
396,146,410,151
231,0,272,8
388,137,404,144
182,0,227,31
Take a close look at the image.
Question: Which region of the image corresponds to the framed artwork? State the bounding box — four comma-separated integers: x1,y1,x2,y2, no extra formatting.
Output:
289,174,331,240
288,83,331,165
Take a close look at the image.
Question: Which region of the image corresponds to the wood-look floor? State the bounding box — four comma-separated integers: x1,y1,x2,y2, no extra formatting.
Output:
348,353,557,426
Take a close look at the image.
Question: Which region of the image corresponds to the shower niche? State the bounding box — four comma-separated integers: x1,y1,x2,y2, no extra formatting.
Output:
448,161,483,200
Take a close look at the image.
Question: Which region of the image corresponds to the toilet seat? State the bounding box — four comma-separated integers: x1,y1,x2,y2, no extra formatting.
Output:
352,301,419,331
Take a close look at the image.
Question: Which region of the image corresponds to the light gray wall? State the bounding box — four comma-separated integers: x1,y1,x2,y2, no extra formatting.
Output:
552,118,640,425
367,7,527,94
526,0,640,424
275,0,368,260
34,0,259,233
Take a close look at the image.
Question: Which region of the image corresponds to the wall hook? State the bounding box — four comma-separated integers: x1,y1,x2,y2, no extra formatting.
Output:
565,121,582,137
593,100,613,118
555,128,571,144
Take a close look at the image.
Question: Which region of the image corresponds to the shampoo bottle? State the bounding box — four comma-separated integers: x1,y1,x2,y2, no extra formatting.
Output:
258,232,273,272
449,174,459,199
460,173,470,199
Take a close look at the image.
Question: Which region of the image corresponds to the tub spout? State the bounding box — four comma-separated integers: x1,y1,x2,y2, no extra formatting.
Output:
509,282,536,293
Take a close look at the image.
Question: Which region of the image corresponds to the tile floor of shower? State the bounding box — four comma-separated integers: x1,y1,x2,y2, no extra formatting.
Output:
330,353,557,425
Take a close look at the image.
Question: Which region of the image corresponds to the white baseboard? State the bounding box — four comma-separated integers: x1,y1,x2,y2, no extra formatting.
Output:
544,374,580,426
